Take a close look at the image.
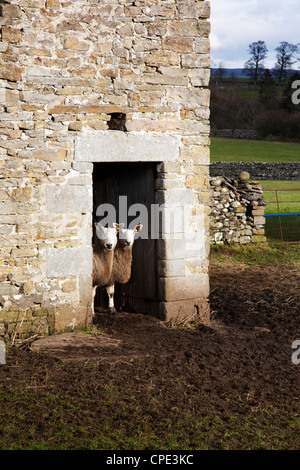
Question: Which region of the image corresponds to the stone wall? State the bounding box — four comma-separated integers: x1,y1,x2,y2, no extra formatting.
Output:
0,0,211,339
210,172,267,245
210,162,300,181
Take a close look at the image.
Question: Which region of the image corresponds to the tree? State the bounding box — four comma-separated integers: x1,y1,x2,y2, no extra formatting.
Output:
242,41,268,84
273,41,299,85
259,69,279,110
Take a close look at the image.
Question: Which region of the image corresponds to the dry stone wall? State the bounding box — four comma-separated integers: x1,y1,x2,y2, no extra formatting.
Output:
210,172,267,245
0,0,211,339
211,162,300,181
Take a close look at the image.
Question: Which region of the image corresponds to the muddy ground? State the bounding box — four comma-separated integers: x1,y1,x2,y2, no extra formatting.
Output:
1,265,300,450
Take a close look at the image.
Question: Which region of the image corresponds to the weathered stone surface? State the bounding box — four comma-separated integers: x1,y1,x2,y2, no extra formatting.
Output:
158,274,209,302
46,247,92,277
159,298,209,323
75,132,180,163
30,332,121,362
46,184,92,213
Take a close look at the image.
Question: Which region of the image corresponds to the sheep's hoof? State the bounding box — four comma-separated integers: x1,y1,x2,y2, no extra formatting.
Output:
109,307,117,314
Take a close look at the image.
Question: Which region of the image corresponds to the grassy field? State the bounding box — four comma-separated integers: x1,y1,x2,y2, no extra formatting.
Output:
262,181,300,214
210,242,300,269
210,137,300,242
261,181,300,243
211,137,300,162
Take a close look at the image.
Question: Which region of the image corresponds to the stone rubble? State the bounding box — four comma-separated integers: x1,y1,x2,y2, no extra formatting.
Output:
210,172,267,245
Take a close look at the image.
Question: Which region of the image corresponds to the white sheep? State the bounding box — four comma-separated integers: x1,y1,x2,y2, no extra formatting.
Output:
92,222,118,315
106,223,143,313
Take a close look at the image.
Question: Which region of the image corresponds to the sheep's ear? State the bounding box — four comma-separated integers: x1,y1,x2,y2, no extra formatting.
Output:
114,222,124,231
134,224,143,232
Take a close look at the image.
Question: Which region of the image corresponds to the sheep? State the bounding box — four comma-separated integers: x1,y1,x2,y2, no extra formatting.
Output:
92,222,119,315
106,223,143,313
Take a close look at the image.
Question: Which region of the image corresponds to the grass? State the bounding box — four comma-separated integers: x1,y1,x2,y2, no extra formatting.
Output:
0,380,298,450
210,137,300,162
261,181,300,243
262,181,300,213
210,242,300,269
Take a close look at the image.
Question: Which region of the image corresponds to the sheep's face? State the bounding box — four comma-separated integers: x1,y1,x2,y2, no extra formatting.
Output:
95,223,118,251
117,223,143,248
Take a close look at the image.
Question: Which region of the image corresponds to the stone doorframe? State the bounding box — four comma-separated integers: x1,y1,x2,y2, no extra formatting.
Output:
46,130,209,323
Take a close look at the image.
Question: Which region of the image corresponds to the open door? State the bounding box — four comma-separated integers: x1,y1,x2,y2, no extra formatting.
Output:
93,162,158,315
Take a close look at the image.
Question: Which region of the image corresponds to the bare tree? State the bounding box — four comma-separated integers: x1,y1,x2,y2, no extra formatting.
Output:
273,41,299,85
243,41,268,84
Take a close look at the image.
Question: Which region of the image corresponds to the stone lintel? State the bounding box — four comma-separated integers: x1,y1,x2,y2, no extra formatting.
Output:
75,131,180,163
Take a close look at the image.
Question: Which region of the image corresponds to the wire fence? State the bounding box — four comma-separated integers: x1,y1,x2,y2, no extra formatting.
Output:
264,188,300,244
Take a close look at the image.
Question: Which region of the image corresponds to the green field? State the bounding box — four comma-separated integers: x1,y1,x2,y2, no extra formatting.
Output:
211,137,300,162
210,138,300,242
262,181,300,214
262,181,300,243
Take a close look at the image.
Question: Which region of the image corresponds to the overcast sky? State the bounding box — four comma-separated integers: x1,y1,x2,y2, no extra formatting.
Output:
210,0,300,69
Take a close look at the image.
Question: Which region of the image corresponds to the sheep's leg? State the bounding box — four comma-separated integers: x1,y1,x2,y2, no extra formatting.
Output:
92,286,97,316
106,284,116,313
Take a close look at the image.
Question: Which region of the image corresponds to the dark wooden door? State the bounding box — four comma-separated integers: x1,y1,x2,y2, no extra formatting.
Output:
93,162,158,315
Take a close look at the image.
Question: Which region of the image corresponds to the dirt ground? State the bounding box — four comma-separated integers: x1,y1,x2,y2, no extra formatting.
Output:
1,265,300,450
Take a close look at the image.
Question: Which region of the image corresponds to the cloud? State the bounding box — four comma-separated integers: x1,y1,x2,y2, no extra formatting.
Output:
210,0,300,68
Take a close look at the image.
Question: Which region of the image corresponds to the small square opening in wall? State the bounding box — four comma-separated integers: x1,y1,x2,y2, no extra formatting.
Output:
93,162,158,315
107,113,127,132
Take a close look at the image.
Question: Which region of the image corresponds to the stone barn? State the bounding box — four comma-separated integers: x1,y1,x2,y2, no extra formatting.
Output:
0,0,211,338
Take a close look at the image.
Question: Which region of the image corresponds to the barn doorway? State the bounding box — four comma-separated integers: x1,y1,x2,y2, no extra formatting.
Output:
93,162,158,315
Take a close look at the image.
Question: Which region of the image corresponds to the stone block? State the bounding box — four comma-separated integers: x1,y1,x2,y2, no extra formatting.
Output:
129,134,179,162
0,65,23,82
157,238,187,260
0,4,21,18
25,148,67,162
177,1,210,19
79,275,92,305
64,37,89,51
0,202,18,215
181,54,210,69
156,189,194,206
159,298,210,323
75,132,180,163
252,209,265,216
174,19,210,37
158,259,186,277
46,247,92,278
61,279,77,293
0,283,19,296
158,274,209,302
167,87,210,110
0,88,19,105
194,37,211,54
253,216,265,225
46,184,92,213
51,306,92,333
68,121,83,131
144,51,179,67
162,37,194,53
75,132,129,162
188,69,210,87
1,26,22,43
72,162,93,174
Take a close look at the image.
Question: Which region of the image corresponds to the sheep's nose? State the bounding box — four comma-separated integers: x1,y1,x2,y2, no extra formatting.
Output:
125,241,131,246
106,243,113,249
